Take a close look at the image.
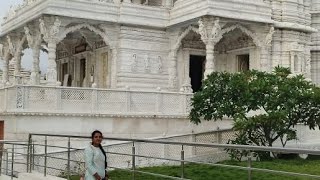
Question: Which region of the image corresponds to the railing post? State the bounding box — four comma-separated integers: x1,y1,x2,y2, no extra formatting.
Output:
132,142,135,180
32,143,35,171
11,144,14,180
0,142,3,176
44,136,47,177
67,137,71,180
6,150,8,175
248,151,252,180
27,134,31,173
181,145,185,179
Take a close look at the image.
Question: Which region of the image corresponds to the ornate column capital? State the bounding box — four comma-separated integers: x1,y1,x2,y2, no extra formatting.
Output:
39,17,61,44
198,17,223,46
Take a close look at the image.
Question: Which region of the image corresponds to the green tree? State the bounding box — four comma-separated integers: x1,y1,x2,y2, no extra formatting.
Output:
190,67,320,150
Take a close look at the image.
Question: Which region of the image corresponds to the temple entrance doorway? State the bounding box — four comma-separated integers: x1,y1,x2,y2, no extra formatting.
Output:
189,55,205,92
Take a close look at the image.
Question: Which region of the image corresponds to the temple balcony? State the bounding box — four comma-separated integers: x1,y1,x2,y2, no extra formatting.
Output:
0,85,192,116
1,0,273,35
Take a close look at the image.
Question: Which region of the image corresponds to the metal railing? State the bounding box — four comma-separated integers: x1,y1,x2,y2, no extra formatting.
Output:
0,140,29,180
2,130,320,179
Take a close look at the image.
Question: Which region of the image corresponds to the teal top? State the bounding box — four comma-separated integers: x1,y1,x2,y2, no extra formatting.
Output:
84,145,106,180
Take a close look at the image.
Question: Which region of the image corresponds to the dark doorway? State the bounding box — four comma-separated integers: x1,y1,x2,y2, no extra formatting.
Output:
189,55,206,93
238,54,250,72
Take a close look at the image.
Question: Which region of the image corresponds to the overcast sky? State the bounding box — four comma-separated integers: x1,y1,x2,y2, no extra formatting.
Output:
0,0,47,74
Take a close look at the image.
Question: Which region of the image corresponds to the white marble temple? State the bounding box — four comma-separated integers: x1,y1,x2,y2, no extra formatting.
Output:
0,0,319,139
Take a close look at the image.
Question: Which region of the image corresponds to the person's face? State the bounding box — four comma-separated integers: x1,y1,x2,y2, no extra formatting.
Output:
92,132,103,146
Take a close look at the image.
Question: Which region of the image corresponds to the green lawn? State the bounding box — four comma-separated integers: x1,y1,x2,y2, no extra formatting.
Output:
69,158,320,180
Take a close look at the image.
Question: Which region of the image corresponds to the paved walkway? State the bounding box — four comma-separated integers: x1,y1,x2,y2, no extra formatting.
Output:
1,172,67,180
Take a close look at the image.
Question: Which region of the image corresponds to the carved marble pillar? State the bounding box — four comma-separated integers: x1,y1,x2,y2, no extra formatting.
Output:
47,41,58,85
204,41,215,77
290,52,296,73
2,53,10,84
260,46,271,72
183,49,191,85
110,48,118,89
304,45,312,79
180,49,192,92
168,51,178,90
39,17,61,86
198,17,222,78
271,30,281,68
9,35,26,85
25,26,42,85
13,51,22,84
30,43,41,85
260,26,275,72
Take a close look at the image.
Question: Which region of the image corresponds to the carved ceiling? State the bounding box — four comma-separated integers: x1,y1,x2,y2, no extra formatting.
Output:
181,31,205,49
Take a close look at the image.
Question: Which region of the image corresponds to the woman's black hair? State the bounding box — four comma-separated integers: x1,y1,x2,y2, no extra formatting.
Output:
91,130,107,168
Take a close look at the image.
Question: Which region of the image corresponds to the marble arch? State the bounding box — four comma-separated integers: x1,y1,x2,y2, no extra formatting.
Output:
58,23,113,48
172,25,199,54
216,24,262,47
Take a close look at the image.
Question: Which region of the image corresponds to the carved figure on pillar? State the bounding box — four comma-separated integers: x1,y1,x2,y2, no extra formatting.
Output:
131,54,138,72
304,46,312,79
0,44,9,85
157,56,163,73
168,51,178,89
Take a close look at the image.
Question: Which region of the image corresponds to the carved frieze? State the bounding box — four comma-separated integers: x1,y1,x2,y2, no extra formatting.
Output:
129,53,164,74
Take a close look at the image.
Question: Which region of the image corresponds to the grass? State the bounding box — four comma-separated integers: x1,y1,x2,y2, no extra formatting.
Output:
69,158,320,180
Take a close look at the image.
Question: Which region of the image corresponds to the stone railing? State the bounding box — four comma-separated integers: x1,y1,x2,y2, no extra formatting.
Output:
0,85,193,116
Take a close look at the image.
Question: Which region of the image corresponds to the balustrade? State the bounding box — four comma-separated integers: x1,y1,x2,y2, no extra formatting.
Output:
0,86,193,116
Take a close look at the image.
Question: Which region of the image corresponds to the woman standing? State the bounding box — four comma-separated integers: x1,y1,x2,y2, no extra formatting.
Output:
84,130,108,180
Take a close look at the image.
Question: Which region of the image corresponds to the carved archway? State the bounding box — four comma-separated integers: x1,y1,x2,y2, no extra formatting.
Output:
216,24,262,47
58,23,114,48
172,25,199,54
